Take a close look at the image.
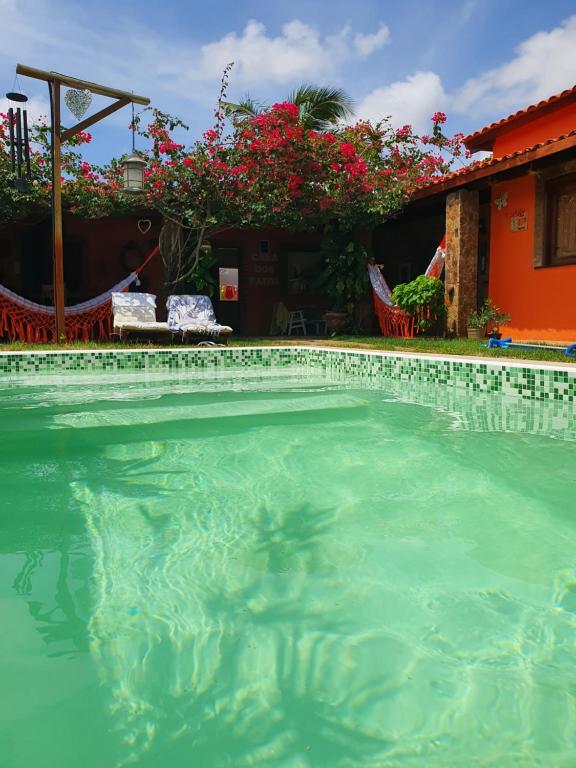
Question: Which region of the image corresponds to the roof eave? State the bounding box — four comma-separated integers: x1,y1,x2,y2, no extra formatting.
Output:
463,86,576,152
412,131,576,201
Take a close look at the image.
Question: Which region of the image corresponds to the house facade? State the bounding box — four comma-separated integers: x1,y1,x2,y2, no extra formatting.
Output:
411,85,576,341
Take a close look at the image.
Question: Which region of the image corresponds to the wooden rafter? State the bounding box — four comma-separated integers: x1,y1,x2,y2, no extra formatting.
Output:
15,64,149,105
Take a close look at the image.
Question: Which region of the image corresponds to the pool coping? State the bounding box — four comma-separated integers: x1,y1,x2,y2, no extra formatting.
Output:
0,344,575,373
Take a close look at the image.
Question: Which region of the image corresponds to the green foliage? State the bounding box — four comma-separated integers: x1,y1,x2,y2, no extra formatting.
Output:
392,275,446,331
221,83,355,130
317,227,368,317
179,246,217,297
467,299,511,329
286,85,355,130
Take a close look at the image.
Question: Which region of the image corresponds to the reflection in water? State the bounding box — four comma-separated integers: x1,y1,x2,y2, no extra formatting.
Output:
75,451,365,766
11,545,90,657
13,550,43,595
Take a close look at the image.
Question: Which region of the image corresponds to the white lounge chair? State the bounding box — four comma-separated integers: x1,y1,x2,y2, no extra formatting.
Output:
111,292,170,339
167,295,233,344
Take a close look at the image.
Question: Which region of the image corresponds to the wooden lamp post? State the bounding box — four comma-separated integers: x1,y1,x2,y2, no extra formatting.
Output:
15,64,150,341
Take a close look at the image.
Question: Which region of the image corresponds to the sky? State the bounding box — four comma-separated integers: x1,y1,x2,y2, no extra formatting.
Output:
1,0,576,166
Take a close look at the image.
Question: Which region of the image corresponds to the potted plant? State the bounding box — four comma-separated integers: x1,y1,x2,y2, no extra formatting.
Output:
467,299,511,339
392,275,446,333
485,300,511,338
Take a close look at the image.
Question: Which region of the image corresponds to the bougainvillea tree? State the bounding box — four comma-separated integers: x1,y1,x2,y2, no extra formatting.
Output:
1,73,468,313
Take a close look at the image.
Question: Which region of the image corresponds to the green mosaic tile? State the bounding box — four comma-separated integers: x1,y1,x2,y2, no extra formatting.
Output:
0,346,575,405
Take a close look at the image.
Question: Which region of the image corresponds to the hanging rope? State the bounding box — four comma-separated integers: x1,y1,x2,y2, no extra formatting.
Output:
0,245,159,343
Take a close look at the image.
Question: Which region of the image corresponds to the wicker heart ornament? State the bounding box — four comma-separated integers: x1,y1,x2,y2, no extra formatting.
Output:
64,88,92,120
137,219,152,235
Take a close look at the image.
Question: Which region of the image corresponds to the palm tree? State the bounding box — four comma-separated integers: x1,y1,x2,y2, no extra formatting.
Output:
221,84,355,132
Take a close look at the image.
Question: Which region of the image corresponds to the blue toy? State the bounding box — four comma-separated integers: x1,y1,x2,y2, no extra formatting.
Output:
486,337,576,358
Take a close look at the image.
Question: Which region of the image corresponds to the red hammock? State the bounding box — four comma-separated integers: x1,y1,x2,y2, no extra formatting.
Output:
0,245,159,343
368,238,446,338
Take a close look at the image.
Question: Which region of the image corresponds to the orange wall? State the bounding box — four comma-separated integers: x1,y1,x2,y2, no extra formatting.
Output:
488,175,576,341
493,101,576,157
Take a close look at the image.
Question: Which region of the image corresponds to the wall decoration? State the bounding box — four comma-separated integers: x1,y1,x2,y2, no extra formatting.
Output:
510,211,528,232
64,88,92,120
219,267,239,301
495,192,508,211
137,219,152,235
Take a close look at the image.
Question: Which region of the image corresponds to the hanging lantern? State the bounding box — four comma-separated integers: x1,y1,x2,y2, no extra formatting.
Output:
5,92,31,192
121,154,146,192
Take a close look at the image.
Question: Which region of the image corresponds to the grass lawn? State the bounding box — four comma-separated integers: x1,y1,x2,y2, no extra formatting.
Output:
0,335,574,365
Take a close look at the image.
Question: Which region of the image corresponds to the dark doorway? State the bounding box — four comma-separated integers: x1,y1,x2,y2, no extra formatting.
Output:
372,200,445,287
21,218,85,304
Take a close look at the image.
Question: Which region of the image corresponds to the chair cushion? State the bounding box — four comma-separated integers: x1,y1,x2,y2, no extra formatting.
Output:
167,295,228,331
112,292,158,325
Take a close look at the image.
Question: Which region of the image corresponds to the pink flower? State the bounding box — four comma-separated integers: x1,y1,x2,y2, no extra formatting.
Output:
338,142,356,159
158,141,184,154
271,102,299,118
395,124,412,139
431,111,447,125
287,174,303,197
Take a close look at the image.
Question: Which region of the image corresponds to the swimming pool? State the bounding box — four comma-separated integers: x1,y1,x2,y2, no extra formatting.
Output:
1,351,575,767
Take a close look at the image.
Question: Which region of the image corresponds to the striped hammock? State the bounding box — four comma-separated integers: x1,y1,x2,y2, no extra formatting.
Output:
0,245,159,343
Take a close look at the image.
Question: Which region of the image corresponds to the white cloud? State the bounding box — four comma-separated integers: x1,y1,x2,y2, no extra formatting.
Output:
198,20,349,85
356,15,576,136
454,15,576,115
356,71,447,132
0,2,390,114
354,25,390,58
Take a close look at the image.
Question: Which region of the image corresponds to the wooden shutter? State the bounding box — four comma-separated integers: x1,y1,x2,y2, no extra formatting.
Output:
548,175,576,265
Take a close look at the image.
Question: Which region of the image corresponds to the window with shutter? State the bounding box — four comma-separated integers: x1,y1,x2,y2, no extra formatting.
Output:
547,174,576,265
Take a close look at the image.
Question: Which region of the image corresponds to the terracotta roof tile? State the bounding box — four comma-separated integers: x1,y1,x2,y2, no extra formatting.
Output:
463,84,576,150
412,129,576,199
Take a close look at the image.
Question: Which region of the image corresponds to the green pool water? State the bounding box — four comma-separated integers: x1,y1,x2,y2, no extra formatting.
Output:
1,366,575,768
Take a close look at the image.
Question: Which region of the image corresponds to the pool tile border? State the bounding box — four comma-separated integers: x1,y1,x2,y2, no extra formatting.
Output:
0,346,575,404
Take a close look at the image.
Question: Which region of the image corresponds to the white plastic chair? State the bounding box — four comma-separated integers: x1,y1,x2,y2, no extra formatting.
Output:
287,309,307,335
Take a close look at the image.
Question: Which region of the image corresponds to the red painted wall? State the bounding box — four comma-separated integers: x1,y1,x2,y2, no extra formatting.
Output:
212,228,327,336
488,175,576,341
64,216,163,301
492,101,576,157
3,216,327,335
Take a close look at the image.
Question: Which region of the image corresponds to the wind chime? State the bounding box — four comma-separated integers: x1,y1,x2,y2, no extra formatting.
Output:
4,91,31,192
